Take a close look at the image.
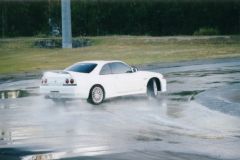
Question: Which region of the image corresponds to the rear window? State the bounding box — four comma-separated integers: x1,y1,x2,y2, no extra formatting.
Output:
65,63,97,73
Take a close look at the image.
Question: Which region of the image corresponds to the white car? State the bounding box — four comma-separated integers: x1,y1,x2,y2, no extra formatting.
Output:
40,60,166,105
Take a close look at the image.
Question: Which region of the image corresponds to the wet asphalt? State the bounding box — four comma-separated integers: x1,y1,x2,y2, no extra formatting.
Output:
0,58,240,160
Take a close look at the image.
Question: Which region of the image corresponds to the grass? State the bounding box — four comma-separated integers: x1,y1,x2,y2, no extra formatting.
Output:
0,35,240,74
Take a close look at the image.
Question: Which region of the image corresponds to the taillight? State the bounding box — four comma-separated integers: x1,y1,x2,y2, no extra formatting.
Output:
42,78,47,84
70,79,74,84
65,78,69,84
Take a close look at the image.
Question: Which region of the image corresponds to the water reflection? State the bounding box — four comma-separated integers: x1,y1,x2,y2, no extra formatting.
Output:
0,90,29,99
21,145,110,160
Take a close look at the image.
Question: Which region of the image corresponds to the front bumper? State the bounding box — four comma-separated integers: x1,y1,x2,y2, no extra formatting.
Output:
160,78,167,92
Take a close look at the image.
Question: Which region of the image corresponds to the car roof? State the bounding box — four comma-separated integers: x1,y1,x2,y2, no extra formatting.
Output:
77,60,124,65
67,60,130,75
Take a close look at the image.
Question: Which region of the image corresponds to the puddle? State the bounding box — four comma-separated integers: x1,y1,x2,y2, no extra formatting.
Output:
169,97,191,102
135,130,164,142
167,80,184,84
168,90,205,102
0,90,29,99
168,141,180,144
136,135,163,142
206,81,222,84
228,81,240,85
170,90,204,96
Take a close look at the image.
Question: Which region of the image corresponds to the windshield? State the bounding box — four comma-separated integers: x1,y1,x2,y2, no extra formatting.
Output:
65,63,97,73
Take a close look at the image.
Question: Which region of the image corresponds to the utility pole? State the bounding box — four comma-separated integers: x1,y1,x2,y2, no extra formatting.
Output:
61,0,72,48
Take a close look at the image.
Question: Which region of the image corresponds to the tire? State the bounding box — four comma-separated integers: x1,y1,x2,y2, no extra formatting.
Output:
147,79,158,98
88,85,105,105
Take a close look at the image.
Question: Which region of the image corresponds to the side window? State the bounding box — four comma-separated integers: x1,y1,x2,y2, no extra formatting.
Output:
100,64,112,75
109,62,131,74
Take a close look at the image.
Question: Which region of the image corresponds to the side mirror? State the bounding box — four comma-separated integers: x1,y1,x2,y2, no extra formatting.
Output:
131,67,138,73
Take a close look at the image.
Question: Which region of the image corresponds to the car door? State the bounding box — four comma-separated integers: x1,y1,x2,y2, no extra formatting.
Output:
109,62,142,94
98,63,118,97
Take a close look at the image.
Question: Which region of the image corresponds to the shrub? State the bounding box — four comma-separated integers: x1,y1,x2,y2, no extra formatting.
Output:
193,27,220,36
34,32,48,38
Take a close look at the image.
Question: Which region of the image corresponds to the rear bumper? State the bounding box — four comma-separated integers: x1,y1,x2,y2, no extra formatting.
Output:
40,85,89,99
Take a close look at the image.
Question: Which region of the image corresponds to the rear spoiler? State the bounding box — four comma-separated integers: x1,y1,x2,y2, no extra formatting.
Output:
44,70,70,75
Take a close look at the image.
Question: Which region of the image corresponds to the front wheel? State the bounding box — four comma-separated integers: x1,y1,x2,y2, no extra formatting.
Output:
88,85,105,105
147,79,158,98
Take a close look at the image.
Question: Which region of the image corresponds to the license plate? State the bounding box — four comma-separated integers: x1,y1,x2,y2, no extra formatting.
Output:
50,91,60,98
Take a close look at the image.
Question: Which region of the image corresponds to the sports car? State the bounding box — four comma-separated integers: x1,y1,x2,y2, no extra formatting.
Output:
40,60,166,104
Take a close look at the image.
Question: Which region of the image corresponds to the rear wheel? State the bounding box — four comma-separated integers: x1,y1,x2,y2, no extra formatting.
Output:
147,79,158,98
88,85,105,105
